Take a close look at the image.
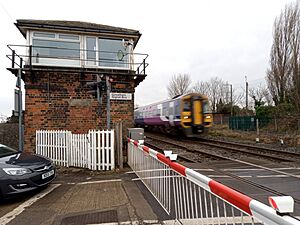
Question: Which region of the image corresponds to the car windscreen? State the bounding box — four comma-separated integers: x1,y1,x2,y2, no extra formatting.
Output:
0,145,18,158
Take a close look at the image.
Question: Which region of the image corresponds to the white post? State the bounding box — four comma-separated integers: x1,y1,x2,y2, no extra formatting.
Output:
256,118,260,143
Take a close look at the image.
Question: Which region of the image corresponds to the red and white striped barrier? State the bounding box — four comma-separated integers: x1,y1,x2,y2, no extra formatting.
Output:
128,138,300,225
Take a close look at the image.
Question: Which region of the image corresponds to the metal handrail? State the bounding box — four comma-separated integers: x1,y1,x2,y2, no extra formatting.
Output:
8,44,149,56
7,53,148,65
7,44,149,75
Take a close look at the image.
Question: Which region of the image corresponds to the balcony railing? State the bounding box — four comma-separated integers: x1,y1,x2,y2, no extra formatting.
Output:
7,44,149,75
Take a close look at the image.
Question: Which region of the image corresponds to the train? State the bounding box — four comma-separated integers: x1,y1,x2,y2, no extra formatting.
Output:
134,93,213,137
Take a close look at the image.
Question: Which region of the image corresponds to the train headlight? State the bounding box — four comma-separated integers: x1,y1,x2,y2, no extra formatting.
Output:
183,116,189,119
205,115,211,119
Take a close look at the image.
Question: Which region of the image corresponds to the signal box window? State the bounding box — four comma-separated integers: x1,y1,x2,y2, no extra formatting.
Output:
98,38,129,68
32,32,80,66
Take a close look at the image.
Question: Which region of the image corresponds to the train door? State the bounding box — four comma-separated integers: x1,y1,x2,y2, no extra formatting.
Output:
157,104,162,116
192,96,202,126
181,96,192,128
169,101,174,126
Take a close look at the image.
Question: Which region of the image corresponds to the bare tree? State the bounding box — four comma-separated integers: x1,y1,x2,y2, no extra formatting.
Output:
267,1,300,111
208,77,224,112
192,80,210,95
167,73,192,98
249,84,272,107
193,77,234,112
232,89,244,107
289,1,300,110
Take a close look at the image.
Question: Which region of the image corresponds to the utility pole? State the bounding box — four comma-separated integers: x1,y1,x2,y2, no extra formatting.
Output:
230,84,233,116
16,68,23,152
226,82,229,103
245,76,248,111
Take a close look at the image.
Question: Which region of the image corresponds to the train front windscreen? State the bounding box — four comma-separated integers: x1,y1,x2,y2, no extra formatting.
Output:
202,100,213,126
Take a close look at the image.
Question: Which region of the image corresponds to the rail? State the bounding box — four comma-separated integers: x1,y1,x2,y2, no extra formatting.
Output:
197,137,300,161
127,138,300,224
145,134,299,163
7,44,149,75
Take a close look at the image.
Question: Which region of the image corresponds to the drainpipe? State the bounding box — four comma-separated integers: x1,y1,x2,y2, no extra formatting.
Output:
106,76,111,130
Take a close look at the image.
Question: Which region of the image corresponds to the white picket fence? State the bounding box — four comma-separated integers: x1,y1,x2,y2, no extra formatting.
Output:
36,130,115,170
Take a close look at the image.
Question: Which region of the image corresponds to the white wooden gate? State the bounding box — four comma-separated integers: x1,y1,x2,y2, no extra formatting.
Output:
36,130,115,170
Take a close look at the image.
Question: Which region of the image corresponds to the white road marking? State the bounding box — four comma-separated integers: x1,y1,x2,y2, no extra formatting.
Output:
230,158,300,179
208,175,230,178
208,175,253,178
193,168,214,171
212,174,299,178
274,167,300,170
0,184,60,225
77,179,122,185
223,167,300,172
222,168,264,171
257,175,295,178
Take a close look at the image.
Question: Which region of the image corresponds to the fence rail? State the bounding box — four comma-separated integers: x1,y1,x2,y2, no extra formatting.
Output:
36,130,114,170
128,139,300,224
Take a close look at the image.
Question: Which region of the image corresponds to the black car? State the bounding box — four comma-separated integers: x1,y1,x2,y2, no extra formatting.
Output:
0,144,56,198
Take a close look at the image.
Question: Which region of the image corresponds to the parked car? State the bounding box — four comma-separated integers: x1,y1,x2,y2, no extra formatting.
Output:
0,144,56,198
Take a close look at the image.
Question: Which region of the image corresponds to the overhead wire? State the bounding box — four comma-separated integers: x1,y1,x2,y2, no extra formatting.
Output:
0,1,15,22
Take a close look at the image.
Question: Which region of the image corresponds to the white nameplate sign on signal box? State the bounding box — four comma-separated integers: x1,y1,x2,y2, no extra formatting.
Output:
110,93,132,100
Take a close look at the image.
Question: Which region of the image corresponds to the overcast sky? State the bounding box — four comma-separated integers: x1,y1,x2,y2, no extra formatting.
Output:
0,0,296,116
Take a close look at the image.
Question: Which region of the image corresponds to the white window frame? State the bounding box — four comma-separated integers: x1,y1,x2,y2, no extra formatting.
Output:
84,36,99,67
29,31,81,67
28,31,134,70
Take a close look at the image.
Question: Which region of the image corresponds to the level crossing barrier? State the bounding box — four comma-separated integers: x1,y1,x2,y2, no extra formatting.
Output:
127,138,300,225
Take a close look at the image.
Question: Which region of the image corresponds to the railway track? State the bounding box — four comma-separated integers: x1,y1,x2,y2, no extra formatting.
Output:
143,134,300,206
145,133,300,163
197,137,300,162
145,135,300,179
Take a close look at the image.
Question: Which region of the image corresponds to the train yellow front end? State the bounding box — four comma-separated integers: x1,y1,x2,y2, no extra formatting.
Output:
180,93,212,137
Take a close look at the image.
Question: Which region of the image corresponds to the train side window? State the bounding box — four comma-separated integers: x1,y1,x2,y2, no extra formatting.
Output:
150,107,154,117
162,102,169,116
202,101,211,113
174,101,180,114
157,104,162,116
169,101,174,116
169,107,173,116
183,100,191,112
